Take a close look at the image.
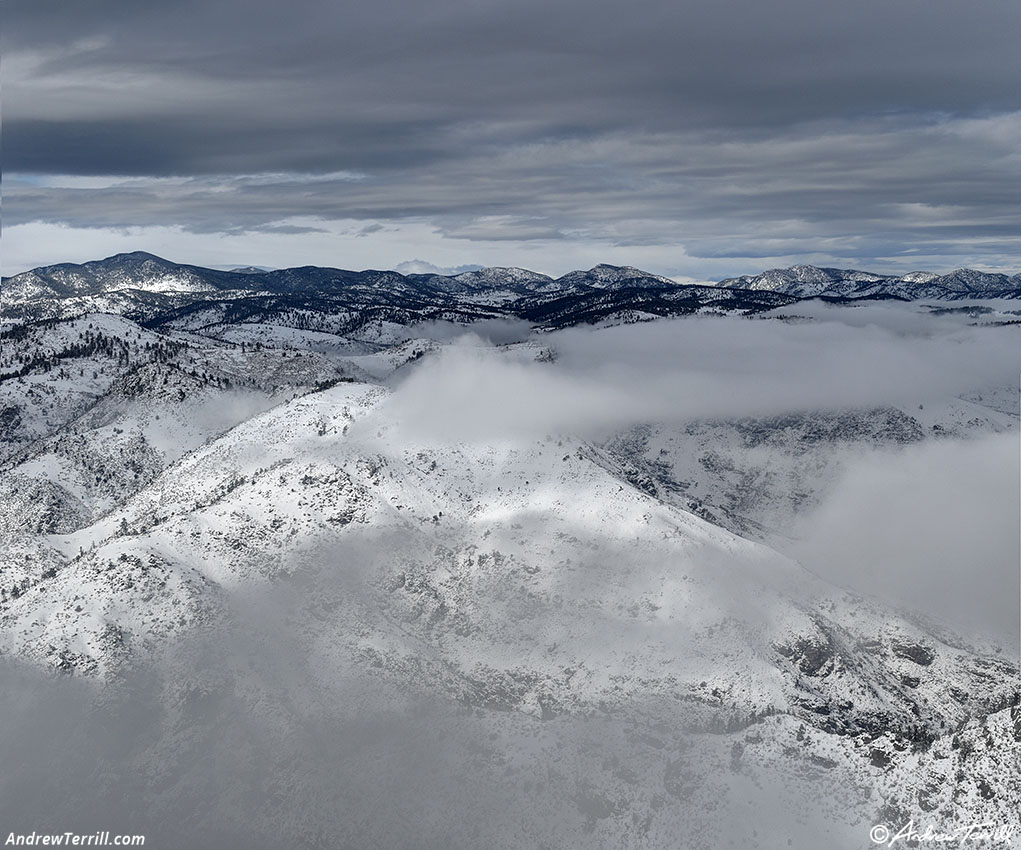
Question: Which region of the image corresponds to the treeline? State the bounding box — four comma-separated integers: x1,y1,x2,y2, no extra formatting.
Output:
0,327,188,384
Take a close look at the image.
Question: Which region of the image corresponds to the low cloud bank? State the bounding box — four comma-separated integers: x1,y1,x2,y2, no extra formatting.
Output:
0,554,864,850
379,307,1019,652
790,431,1020,652
402,317,534,345
383,307,1020,441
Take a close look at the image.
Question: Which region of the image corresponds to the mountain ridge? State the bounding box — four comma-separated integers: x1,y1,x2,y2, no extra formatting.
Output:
6,254,1019,341
717,263,1021,300
6,252,1020,304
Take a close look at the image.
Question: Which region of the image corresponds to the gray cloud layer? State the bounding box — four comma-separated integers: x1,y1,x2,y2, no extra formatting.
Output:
791,431,1020,652
5,0,1021,275
381,306,1020,650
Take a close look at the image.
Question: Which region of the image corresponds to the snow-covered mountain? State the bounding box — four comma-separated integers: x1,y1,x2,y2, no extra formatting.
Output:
7,254,1019,341
0,255,1018,849
719,264,1021,300
3,371,1018,847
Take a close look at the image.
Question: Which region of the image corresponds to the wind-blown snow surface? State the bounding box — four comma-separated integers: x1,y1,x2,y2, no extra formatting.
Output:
0,296,1018,849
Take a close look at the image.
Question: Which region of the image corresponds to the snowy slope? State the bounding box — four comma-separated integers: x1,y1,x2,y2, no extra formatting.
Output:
0,377,1016,848
597,398,1018,545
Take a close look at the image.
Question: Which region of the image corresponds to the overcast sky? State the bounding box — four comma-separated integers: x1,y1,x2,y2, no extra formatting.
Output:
5,0,1021,278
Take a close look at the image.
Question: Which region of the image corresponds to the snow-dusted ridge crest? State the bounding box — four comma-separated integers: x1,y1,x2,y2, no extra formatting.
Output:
4,252,1020,335
717,262,1021,300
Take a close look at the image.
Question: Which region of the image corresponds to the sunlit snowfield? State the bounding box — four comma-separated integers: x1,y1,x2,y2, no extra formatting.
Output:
0,296,1018,849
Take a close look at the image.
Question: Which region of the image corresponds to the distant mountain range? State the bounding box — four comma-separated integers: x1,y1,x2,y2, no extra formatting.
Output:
3,252,1019,334
718,263,1021,300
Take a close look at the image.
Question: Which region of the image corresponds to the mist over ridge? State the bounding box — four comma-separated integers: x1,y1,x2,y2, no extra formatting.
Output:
0,250,1018,849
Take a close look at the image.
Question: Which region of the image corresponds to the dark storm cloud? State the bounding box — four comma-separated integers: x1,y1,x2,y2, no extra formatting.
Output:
5,117,456,176
8,116,1020,271
9,0,1021,140
5,0,1021,273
